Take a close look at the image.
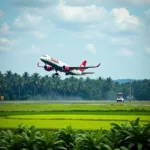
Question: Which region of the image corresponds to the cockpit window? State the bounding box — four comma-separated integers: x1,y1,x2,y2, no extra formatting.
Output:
42,55,47,57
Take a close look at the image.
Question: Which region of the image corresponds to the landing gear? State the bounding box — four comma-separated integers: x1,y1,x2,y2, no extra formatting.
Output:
55,69,59,76
66,72,69,75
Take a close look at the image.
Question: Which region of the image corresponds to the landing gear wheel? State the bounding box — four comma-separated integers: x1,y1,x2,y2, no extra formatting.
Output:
55,73,59,76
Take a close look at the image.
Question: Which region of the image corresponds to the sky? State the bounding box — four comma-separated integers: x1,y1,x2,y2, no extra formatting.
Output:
0,0,150,79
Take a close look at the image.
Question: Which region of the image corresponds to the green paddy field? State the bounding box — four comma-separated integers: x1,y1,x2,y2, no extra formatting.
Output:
0,101,150,130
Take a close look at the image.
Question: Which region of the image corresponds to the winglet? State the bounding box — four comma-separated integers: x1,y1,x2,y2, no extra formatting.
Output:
37,62,39,67
97,63,101,67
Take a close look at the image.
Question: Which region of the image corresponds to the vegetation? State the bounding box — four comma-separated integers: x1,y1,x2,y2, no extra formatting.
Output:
1,103,150,112
0,118,150,150
0,103,149,130
0,71,150,100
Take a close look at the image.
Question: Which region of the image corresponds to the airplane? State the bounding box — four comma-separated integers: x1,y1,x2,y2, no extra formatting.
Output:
37,55,100,76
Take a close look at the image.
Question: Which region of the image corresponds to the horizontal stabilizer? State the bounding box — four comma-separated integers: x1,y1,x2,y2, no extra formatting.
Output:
82,72,95,74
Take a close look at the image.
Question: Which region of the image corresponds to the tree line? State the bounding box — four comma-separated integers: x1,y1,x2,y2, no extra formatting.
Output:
0,71,150,100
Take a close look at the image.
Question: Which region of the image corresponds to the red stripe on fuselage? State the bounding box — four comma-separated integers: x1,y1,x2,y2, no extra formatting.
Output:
51,57,59,64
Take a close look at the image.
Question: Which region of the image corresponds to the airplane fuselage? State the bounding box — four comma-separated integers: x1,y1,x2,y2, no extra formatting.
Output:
40,55,83,75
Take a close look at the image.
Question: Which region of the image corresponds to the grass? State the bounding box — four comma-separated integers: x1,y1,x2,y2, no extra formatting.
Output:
0,102,150,112
7,114,150,122
1,111,150,117
0,118,147,130
0,101,150,130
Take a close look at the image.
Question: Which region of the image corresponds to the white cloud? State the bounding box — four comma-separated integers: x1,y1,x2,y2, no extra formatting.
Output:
54,3,107,22
110,36,135,45
110,8,141,32
0,9,4,17
33,31,47,39
0,38,21,51
73,31,106,39
13,13,43,30
24,13,43,25
0,38,10,44
117,48,133,57
13,17,25,28
0,23,10,35
86,44,96,53
145,48,150,55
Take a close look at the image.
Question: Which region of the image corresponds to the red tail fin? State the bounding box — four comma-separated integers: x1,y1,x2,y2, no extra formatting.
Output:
78,60,87,72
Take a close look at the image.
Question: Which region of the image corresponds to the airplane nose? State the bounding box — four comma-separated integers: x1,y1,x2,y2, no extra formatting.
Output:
40,56,44,60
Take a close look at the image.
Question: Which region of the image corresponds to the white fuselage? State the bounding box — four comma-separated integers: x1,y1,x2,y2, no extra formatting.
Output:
40,55,82,75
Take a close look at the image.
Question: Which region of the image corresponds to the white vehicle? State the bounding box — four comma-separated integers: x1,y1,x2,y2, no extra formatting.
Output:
37,55,100,76
116,93,124,102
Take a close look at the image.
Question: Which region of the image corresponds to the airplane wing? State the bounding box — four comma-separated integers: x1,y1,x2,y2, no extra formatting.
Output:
68,63,101,70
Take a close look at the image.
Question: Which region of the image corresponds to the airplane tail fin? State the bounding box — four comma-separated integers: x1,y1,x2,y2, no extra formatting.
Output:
78,60,87,72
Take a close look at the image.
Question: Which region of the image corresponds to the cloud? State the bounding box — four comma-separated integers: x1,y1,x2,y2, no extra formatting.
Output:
86,44,96,54
72,31,106,39
49,3,143,33
0,23,10,35
0,38,10,44
0,38,20,46
13,17,25,28
110,8,141,32
117,48,133,57
32,31,47,39
110,36,136,45
24,13,43,25
0,38,21,51
54,3,107,22
145,48,150,55
0,9,4,17
13,13,43,30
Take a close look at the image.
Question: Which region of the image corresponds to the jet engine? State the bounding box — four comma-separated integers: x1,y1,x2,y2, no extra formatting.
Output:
44,65,53,71
62,65,70,72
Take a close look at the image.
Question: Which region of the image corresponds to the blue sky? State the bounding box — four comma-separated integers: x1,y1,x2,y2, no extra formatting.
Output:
0,0,150,79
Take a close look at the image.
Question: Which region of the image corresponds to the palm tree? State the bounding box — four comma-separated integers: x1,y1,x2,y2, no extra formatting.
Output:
0,72,6,96
17,125,41,150
56,126,76,150
75,130,112,150
43,77,53,99
4,71,14,99
22,72,31,96
110,118,150,150
14,74,25,100
36,131,67,150
0,130,20,150
31,73,41,97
